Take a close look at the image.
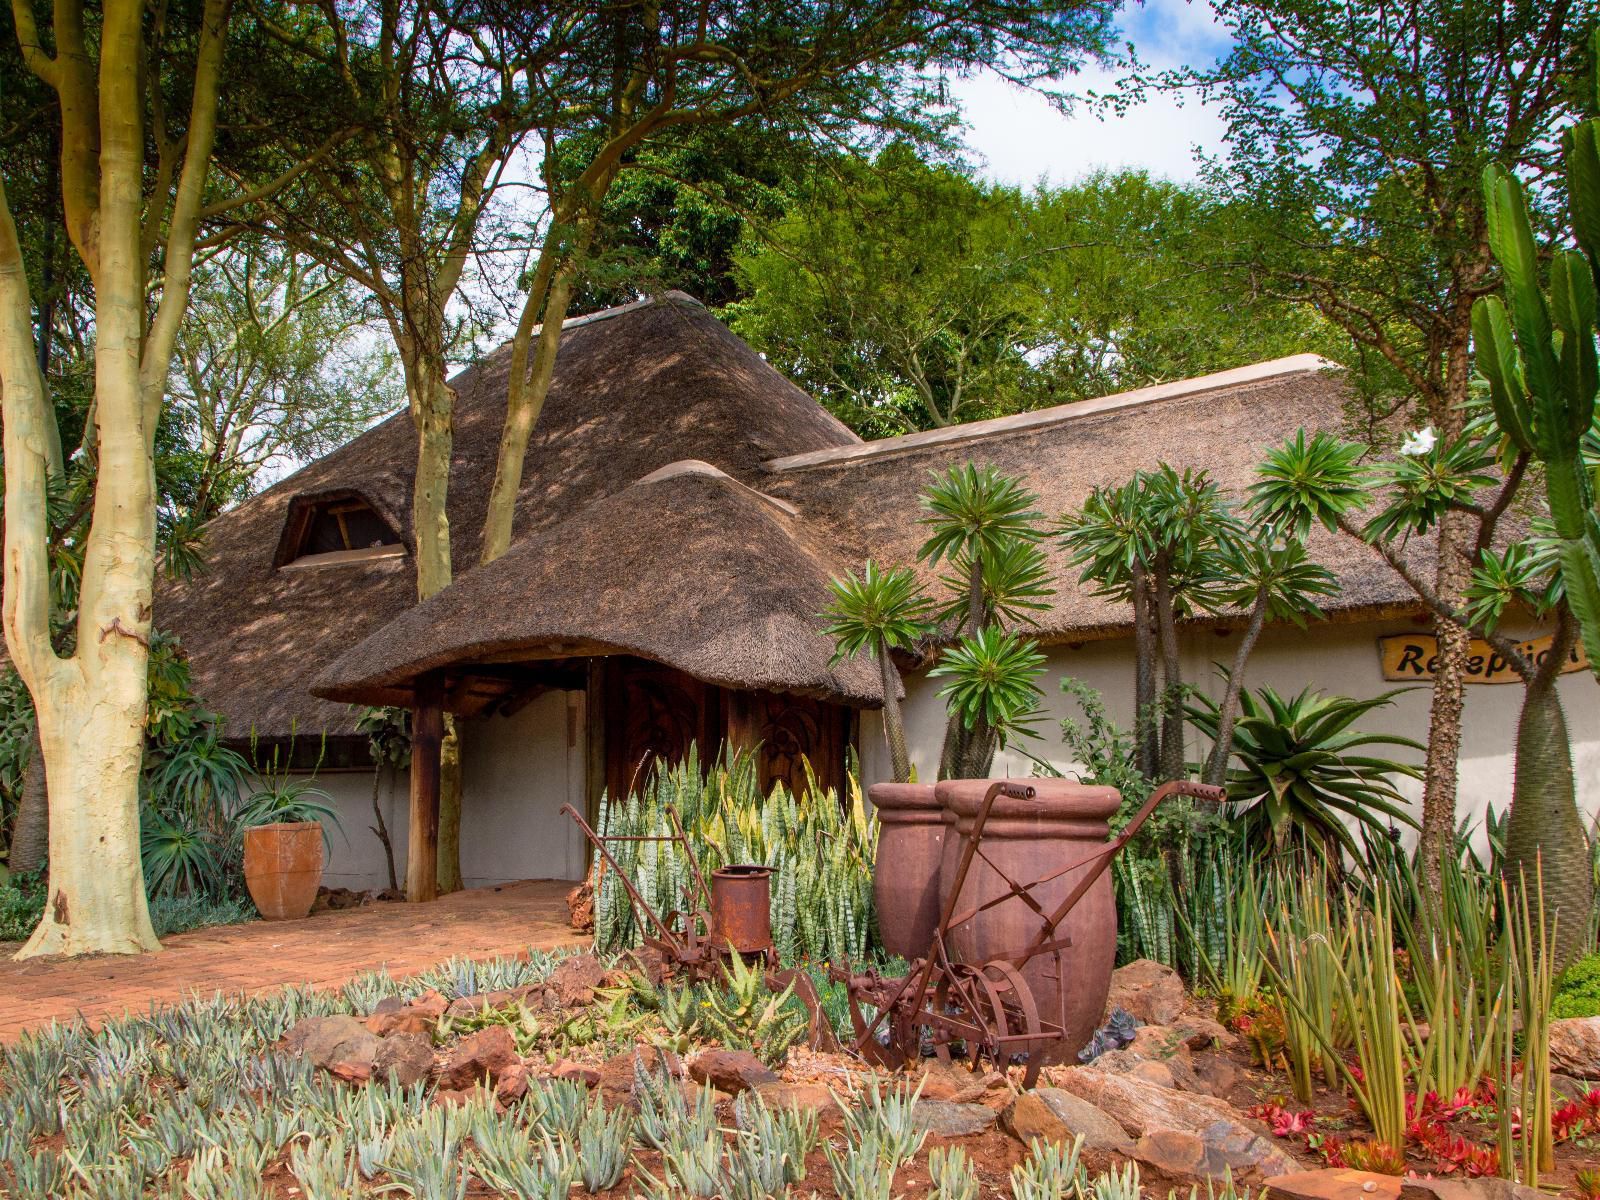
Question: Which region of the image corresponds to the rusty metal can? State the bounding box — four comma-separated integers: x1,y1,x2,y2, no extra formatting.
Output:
710,864,775,955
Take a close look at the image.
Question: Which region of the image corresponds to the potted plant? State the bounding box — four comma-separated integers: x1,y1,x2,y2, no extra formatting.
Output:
234,758,341,921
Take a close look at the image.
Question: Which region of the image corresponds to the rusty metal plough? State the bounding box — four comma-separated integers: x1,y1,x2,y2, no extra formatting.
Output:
829,778,1223,1087
565,777,1222,1080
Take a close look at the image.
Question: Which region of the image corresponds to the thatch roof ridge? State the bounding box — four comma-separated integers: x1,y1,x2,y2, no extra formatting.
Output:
311,465,882,709
157,294,863,737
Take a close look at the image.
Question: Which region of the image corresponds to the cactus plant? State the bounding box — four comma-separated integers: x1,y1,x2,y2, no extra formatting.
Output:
1473,110,1600,966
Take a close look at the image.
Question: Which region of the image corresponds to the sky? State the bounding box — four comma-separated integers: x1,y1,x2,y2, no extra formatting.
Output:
950,0,1235,186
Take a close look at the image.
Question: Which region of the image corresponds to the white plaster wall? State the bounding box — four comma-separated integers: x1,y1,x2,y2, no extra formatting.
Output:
317,768,409,891
310,689,587,892
861,617,1600,840
457,690,588,888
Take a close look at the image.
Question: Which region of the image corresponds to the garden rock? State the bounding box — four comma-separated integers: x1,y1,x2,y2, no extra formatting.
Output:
566,879,594,932
373,1032,434,1088
1001,1088,1133,1153
1051,1066,1297,1179
918,1060,1006,1103
547,953,608,1007
437,1026,519,1090
282,1015,380,1078
1399,1178,1543,1200
1090,1047,1204,1094
689,1049,778,1095
445,986,536,1017
1106,959,1186,1026
1548,1016,1600,1077
600,1045,683,1101
495,1061,531,1104
366,1009,433,1037
1265,1169,1403,1200
913,1100,998,1137
750,1081,844,1129
552,1058,601,1087
407,990,450,1020
1191,1051,1239,1099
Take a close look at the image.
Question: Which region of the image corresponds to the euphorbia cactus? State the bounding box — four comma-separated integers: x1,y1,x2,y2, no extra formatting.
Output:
1472,119,1600,968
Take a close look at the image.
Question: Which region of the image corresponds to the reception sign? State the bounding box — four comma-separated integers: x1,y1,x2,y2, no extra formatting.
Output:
1378,631,1589,684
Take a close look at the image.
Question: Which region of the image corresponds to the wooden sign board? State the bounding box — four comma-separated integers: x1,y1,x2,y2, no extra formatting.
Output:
1378,632,1589,684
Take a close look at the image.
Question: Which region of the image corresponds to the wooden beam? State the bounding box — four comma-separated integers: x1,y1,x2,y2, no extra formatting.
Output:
407,673,445,902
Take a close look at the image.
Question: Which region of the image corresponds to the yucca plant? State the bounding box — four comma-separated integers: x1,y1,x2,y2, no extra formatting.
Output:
1188,684,1420,860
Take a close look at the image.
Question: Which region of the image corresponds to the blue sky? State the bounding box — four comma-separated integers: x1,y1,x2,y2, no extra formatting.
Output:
951,0,1237,186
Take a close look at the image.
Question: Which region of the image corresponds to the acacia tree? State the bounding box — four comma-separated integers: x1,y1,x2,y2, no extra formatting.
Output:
1133,0,1591,881
478,0,1119,562
0,0,234,956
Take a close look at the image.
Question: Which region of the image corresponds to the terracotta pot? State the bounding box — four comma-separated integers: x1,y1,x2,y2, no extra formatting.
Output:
242,821,324,921
936,778,1122,1061
868,782,943,961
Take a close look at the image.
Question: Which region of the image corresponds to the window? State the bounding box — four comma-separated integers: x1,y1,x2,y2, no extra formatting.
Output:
277,492,404,569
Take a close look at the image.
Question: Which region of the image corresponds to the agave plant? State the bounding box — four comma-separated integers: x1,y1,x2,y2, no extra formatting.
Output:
1188,684,1420,859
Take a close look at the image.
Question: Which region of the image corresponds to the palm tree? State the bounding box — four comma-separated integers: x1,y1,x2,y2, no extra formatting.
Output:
821,563,931,782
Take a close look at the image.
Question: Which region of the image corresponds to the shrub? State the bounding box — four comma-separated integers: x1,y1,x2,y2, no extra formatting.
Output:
0,883,44,942
1553,953,1600,1019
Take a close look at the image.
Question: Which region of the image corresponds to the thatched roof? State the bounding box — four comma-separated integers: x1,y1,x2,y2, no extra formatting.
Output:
163,292,1427,739
156,293,859,737
759,356,1421,642
311,463,884,710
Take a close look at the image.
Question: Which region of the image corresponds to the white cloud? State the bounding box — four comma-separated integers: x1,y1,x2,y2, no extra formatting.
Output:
950,0,1232,187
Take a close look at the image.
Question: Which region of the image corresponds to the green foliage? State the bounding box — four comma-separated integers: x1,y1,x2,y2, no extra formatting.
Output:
731,153,1330,436
700,951,808,1067
140,809,224,900
593,748,877,963
918,462,1045,576
233,737,342,848
0,884,46,942
821,563,932,662
1553,953,1600,1019
1187,684,1421,859
928,626,1047,747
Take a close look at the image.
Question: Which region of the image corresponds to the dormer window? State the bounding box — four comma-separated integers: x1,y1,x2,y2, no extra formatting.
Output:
277,491,405,569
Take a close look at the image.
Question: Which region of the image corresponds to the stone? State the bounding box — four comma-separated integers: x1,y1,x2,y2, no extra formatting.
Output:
567,880,595,932
1106,959,1186,1026
407,991,450,1020
1135,1128,1209,1176
366,1010,433,1037
917,1060,1006,1104
912,1100,999,1138
445,986,536,1017
599,1045,684,1100
1051,1067,1298,1180
1127,1026,1193,1062
1266,1169,1404,1200
437,1026,520,1090
282,1015,380,1077
370,996,405,1016
689,1049,779,1095
552,1059,602,1087
749,1081,844,1128
1002,1088,1134,1154
1551,1072,1598,1103
1399,1179,1544,1200
1191,1051,1239,1099
373,1032,434,1088
496,1061,531,1104
1549,1016,1600,1077
548,954,609,1008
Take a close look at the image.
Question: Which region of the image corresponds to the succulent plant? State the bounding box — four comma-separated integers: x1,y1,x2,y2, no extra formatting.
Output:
1010,1134,1087,1200
474,1130,577,1200
287,1134,360,1200
734,1088,818,1185
839,1075,927,1167
928,1144,980,1200
576,1094,633,1192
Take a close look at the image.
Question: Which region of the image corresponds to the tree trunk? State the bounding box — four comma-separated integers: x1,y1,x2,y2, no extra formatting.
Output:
1504,611,1593,972
20,675,159,957
369,765,398,893
1130,563,1159,780
1418,510,1473,893
9,723,48,875
1202,594,1269,787
877,645,912,784
408,360,455,602
1152,563,1186,782
436,714,462,894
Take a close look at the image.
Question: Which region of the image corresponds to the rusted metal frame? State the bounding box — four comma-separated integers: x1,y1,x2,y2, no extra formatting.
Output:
666,805,713,910
560,802,685,950
1010,780,1223,972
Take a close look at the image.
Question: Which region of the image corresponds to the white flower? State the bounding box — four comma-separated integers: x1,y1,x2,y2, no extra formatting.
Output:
1399,426,1436,456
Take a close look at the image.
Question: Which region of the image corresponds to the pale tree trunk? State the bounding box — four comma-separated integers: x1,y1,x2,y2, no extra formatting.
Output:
9,724,48,875
1,0,228,957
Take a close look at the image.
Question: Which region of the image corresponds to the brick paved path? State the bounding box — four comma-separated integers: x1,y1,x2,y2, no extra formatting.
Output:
0,879,586,1041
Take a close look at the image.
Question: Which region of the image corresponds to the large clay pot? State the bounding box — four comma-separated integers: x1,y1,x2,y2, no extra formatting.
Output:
868,782,943,961
242,821,324,921
936,778,1122,1061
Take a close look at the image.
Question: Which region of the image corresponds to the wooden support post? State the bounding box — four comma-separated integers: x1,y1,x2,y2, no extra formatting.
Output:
407,673,444,902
